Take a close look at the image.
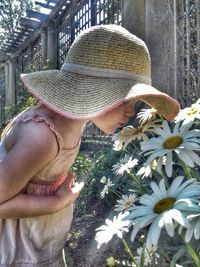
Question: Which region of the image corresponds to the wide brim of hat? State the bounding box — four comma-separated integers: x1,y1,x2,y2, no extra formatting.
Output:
20,70,180,121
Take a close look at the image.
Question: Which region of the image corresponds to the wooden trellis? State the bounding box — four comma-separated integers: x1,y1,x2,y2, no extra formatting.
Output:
0,0,199,140
0,0,123,141
0,68,5,122
176,0,200,107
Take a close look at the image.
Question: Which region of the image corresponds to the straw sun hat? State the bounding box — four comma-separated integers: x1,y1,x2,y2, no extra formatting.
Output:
21,24,180,121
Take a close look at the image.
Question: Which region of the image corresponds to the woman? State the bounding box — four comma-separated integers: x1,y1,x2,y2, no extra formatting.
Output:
0,24,179,266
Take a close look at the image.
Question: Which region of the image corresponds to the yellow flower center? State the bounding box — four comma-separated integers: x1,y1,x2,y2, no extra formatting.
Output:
134,127,143,135
187,107,198,116
153,197,176,214
150,160,157,169
125,201,132,208
119,127,142,138
106,257,116,267
163,136,183,149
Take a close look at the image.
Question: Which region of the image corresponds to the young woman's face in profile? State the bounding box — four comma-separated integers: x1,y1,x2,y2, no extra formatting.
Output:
92,100,137,134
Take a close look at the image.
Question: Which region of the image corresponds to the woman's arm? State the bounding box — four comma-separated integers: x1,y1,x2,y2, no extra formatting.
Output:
0,121,84,218
0,175,84,218
0,122,58,204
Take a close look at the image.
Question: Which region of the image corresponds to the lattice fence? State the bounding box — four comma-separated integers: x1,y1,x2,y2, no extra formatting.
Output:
0,68,5,122
58,0,122,68
0,0,199,140
57,0,123,139
176,0,200,107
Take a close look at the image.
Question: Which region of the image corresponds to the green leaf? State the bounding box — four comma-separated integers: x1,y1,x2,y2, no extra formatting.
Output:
170,246,187,267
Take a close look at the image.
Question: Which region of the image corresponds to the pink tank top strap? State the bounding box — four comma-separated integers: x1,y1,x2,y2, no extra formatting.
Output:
15,110,64,154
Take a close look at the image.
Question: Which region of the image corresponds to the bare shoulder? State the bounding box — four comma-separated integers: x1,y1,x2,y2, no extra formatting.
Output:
1,121,59,183
6,120,58,158
0,121,59,203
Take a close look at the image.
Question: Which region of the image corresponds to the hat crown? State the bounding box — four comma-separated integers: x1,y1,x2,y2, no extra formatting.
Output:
65,25,151,77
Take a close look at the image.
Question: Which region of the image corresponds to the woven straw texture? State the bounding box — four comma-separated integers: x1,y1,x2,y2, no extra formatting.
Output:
21,25,180,121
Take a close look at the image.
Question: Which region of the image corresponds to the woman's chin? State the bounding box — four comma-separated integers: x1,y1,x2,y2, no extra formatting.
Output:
103,128,117,135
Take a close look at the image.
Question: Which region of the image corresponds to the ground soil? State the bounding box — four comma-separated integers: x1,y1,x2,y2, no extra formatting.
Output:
64,200,130,267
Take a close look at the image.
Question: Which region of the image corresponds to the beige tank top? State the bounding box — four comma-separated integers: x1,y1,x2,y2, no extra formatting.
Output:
1,108,81,196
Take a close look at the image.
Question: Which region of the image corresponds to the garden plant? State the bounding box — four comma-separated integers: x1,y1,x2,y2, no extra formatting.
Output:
95,99,200,267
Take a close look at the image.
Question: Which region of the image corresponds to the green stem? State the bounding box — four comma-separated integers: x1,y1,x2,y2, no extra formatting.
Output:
121,238,139,267
109,188,121,198
185,242,200,267
163,173,170,188
180,160,193,179
131,142,146,161
129,172,144,194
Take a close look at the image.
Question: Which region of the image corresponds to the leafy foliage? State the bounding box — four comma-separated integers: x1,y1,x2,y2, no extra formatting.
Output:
0,95,36,133
0,0,33,46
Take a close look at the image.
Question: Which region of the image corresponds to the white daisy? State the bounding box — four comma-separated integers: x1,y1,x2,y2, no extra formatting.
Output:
137,108,158,125
137,164,153,178
177,199,200,243
95,212,130,249
177,199,200,242
185,212,200,242
112,154,138,175
100,176,107,184
175,101,200,125
112,121,163,150
196,98,200,104
114,194,137,212
112,125,150,150
136,158,164,179
112,140,123,151
100,177,114,199
127,176,200,248
141,120,200,177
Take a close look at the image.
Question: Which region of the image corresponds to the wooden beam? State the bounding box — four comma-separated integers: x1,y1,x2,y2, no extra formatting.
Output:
1,0,69,59
5,42,20,47
13,31,30,37
2,45,10,48
7,35,24,42
8,44,19,49
20,18,41,29
26,9,49,21
34,1,54,10
9,39,23,44
43,0,70,25
10,0,71,59
13,31,22,35
47,0,58,3
16,26,34,34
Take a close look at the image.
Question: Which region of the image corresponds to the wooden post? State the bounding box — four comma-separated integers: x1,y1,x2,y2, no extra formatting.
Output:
122,0,146,41
122,0,179,99
5,63,9,105
185,0,190,93
47,22,57,69
41,28,47,67
197,1,200,93
176,0,185,107
145,0,177,98
6,59,16,106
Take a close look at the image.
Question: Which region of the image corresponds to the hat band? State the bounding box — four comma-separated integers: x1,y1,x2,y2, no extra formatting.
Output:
61,63,151,84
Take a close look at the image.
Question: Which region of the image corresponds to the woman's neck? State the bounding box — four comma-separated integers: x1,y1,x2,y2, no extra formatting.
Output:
36,104,88,147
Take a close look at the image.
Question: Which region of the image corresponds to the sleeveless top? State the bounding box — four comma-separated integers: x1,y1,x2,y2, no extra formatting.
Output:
0,109,81,267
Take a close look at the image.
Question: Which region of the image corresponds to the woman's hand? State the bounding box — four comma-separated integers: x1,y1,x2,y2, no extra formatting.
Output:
55,172,84,208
